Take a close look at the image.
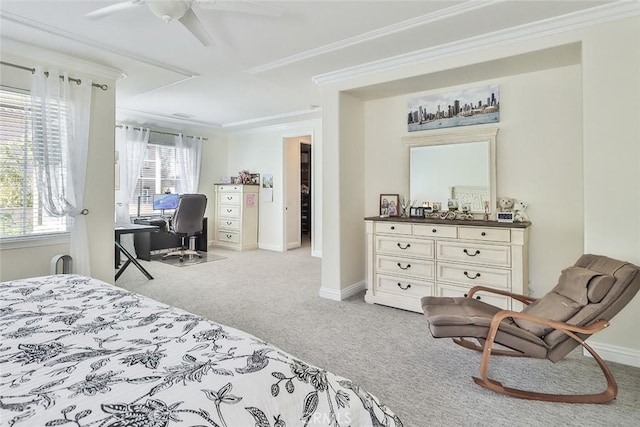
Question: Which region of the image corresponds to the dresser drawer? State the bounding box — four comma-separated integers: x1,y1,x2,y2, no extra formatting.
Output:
375,222,412,235
437,262,511,289
414,224,457,239
376,237,434,258
376,256,434,279
217,230,239,243
436,283,509,309
437,241,511,267
218,218,239,230
219,206,240,217
216,185,242,192
459,226,510,243
376,274,433,299
218,193,241,206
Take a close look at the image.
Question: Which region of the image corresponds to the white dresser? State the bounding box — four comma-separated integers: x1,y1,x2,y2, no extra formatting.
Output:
213,184,259,250
365,217,530,313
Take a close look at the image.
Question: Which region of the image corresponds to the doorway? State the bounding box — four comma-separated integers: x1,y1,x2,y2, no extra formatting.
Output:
284,135,312,250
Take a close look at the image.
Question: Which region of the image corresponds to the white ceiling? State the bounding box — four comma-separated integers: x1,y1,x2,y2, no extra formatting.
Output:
0,1,626,130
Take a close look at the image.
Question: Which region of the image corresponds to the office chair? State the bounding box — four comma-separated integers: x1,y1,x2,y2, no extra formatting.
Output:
162,194,207,262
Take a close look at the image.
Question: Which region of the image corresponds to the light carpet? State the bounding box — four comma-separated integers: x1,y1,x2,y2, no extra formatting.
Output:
116,244,640,427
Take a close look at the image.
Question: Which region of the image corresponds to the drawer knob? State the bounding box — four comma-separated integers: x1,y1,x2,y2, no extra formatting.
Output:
481,231,486,236
390,226,395,230
227,209,232,213
397,283,411,290
397,243,411,250
226,221,232,225
463,293,482,300
432,228,437,233
463,271,481,279
396,262,411,270
227,196,233,200
226,234,232,239
463,249,481,257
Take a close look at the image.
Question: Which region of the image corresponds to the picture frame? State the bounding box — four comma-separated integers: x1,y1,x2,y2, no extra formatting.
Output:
249,173,260,185
409,206,424,218
379,194,400,217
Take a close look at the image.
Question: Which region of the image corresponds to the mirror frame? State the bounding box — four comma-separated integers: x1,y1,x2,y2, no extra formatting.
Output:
402,127,498,217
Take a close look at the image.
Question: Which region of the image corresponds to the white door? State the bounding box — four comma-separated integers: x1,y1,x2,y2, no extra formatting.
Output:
284,137,301,249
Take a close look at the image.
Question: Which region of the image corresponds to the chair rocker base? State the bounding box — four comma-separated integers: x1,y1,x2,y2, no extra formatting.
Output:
471,335,618,404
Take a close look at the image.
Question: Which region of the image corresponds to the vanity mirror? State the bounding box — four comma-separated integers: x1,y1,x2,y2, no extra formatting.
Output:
403,127,498,216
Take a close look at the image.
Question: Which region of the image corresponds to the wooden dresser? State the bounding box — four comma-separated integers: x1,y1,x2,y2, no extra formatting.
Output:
213,184,259,250
365,217,530,313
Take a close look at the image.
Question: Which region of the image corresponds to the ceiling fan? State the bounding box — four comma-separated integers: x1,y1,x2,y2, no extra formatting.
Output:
85,0,282,46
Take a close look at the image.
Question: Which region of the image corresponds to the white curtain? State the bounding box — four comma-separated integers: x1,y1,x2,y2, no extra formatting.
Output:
175,134,202,194
31,67,92,275
115,126,150,255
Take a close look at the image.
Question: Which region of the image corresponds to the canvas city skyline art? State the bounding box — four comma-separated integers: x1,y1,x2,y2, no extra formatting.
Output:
408,84,500,132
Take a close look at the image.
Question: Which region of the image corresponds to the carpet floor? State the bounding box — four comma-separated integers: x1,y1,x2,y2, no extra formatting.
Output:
116,243,640,427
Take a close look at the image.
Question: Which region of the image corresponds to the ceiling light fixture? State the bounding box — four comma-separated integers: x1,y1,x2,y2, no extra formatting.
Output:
148,0,191,23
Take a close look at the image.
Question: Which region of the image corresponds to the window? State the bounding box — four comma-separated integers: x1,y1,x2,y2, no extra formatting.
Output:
0,86,69,239
129,142,181,216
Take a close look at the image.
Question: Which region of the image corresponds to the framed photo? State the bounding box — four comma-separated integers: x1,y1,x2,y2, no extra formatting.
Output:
249,173,260,185
379,194,399,217
409,206,424,218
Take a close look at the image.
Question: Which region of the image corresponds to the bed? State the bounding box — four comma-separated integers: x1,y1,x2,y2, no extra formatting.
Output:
0,275,402,427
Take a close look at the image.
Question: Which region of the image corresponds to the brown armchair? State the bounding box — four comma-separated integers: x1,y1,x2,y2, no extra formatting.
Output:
422,254,640,403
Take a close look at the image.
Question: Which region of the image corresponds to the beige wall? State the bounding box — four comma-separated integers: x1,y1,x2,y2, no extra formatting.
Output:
581,18,640,358
0,52,116,283
320,17,640,364
226,120,322,254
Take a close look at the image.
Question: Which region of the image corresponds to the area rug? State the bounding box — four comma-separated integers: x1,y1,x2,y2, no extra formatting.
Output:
151,252,227,267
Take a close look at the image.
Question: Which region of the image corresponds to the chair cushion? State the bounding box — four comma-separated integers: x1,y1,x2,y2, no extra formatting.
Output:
513,293,582,336
514,266,616,336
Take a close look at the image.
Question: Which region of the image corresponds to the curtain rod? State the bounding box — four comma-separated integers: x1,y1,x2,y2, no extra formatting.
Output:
0,60,109,91
116,124,208,141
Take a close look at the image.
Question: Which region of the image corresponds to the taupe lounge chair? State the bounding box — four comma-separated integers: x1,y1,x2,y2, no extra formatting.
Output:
422,254,640,403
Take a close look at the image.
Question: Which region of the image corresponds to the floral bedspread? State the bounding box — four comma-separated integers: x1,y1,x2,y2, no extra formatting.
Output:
0,275,402,427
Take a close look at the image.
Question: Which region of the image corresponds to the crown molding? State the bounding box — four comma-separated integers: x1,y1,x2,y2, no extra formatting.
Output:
226,118,321,135
1,38,125,81
244,0,498,75
0,10,198,78
312,1,640,86
222,107,322,128
116,107,223,129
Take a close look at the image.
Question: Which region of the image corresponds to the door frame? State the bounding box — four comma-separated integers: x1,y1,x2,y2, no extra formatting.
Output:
282,132,313,251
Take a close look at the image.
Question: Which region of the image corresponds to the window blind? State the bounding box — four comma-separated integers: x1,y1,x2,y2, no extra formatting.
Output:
0,86,69,238
130,143,181,216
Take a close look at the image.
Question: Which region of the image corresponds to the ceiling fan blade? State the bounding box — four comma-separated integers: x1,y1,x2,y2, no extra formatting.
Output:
198,0,283,18
85,1,144,20
178,8,214,46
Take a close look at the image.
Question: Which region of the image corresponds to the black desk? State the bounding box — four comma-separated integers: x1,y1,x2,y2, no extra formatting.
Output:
133,217,207,261
115,224,159,280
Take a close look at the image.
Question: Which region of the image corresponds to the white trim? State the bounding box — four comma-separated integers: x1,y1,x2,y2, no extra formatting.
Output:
258,243,283,252
0,12,196,78
0,233,70,250
1,38,124,81
244,0,498,75
312,1,640,86
222,108,322,129
227,118,321,136
319,280,366,301
117,107,223,129
585,342,640,368
311,249,322,258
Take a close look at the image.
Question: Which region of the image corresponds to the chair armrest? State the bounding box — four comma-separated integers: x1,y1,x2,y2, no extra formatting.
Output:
490,309,610,336
467,286,538,305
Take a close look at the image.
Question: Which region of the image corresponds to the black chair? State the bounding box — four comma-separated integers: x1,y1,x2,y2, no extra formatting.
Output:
162,194,207,262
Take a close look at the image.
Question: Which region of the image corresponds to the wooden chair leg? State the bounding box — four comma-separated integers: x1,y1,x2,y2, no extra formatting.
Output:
472,329,618,403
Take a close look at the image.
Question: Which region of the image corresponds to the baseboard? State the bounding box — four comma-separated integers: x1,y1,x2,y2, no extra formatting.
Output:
311,249,322,258
584,342,640,368
318,280,366,301
286,241,301,250
259,243,283,252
